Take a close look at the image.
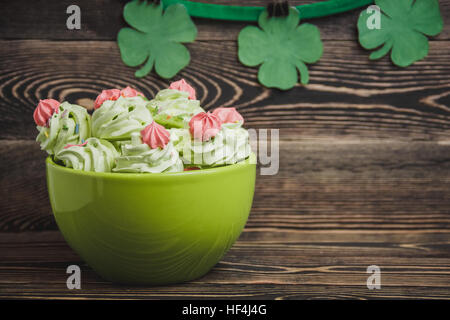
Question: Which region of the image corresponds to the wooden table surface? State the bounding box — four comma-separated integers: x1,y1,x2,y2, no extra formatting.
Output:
1,0,449,299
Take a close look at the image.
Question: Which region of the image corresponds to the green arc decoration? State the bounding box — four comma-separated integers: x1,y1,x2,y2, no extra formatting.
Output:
161,0,374,21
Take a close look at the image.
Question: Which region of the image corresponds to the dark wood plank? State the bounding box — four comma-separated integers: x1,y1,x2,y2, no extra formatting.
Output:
1,0,449,41
1,0,449,300
1,40,449,141
1,139,449,232
1,231,450,299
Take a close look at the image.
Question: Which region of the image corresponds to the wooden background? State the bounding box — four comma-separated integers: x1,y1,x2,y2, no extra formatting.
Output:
0,0,449,299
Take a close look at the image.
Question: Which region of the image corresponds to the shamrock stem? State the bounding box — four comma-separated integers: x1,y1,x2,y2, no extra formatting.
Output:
369,40,393,60
295,61,310,85
135,56,155,78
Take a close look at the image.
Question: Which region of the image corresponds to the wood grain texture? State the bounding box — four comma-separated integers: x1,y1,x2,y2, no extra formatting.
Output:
2,139,449,232
1,40,449,141
1,138,449,299
1,0,448,41
1,0,449,300
1,231,450,299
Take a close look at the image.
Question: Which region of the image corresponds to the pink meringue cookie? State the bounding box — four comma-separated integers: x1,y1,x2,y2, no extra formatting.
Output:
141,121,171,149
189,112,222,142
33,99,60,127
212,107,244,125
121,86,144,98
169,79,196,100
94,89,121,109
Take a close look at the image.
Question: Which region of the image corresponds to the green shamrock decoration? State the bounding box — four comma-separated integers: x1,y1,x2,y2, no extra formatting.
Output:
357,0,443,67
118,0,197,78
238,7,323,90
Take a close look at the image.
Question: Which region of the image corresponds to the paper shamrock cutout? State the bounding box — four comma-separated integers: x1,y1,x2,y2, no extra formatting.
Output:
357,0,443,67
238,7,323,90
118,0,197,78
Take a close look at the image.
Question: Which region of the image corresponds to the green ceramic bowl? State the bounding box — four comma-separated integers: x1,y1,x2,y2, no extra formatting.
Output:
46,153,256,285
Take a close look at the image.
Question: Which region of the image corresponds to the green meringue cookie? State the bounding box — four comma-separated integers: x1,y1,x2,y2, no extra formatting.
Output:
56,137,119,172
113,132,184,173
36,102,91,155
148,89,204,128
181,124,251,167
169,128,192,154
92,96,153,140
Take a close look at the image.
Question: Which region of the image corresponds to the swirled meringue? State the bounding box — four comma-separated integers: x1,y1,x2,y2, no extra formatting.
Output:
92,95,153,140
56,137,119,172
113,132,183,173
147,89,204,129
36,102,91,155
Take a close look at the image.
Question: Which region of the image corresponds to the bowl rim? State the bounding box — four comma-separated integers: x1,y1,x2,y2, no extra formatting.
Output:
46,152,256,179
